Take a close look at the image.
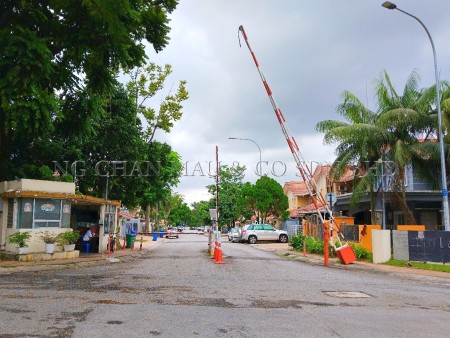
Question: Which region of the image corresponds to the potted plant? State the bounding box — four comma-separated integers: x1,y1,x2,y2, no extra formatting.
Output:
56,230,81,252
39,230,59,254
7,231,32,254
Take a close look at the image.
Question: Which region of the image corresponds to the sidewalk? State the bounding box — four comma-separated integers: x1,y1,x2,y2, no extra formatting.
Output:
0,235,161,274
253,242,450,280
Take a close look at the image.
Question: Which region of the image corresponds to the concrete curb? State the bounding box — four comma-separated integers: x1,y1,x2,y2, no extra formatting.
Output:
0,235,163,274
252,243,450,280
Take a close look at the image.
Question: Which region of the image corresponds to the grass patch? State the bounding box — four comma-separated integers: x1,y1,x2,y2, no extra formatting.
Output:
385,259,450,273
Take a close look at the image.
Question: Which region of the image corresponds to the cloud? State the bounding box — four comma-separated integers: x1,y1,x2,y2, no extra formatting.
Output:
142,0,450,206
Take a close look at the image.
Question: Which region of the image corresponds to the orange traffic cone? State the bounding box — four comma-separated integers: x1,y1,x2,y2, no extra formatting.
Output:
213,241,218,260
214,242,224,264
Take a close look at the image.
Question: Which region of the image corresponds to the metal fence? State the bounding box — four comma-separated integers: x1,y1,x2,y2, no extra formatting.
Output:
287,224,303,237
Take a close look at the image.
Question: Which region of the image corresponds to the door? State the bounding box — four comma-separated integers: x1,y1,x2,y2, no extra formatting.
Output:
263,225,278,240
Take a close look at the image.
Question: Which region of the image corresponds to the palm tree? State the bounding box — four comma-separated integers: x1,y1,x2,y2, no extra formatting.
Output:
317,70,442,225
316,90,384,224
375,70,440,224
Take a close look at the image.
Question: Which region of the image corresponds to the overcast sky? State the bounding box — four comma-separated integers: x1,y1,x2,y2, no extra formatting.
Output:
141,0,450,206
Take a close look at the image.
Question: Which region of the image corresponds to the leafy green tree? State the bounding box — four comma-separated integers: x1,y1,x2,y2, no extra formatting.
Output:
190,200,214,227
168,202,192,227
125,63,188,142
252,176,289,222
0,0,179,180
162,192,184,226
207,164,246,227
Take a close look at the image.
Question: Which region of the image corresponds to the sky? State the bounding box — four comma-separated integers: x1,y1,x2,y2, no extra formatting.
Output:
141,0,450,206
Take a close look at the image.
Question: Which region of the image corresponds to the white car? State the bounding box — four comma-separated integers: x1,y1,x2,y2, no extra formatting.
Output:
165,228,179,239
241,224,288,244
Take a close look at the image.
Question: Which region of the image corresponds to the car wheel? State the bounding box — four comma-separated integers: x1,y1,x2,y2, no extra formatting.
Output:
248,235,257,244
279,234,288,243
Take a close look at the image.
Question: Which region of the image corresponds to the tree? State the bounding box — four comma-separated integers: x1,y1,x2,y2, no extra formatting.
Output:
0,0,179,180
207,164,246,227
374,71,440,224
315,88,384,224
251,176,289,223
125,63,188,142
168,202,192,227
317,70,443,224
190,200,214,227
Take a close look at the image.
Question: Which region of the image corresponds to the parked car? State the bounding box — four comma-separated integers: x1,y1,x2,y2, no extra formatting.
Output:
241,224,288,244
165,227,179,239
227,227,242,242
177,225,184,232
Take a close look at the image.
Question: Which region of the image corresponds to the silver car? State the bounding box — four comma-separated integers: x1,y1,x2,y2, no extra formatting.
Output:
241,224,288,244
227,227,242,242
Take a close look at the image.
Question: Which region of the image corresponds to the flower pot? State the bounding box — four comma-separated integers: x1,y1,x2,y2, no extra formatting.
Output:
45,243,55,254
17,246,28,255
64,244,76,252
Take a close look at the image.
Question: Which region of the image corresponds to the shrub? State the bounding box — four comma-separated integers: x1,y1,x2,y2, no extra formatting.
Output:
56,230,81,246
289,234,305,250
348,242,370,260
7,231,32,247
39,230,59,244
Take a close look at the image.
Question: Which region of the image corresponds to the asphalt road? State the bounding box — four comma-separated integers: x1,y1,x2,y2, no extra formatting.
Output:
0,232,449,337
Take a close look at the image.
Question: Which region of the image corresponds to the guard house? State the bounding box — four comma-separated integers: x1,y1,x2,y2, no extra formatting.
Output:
0,179,120,256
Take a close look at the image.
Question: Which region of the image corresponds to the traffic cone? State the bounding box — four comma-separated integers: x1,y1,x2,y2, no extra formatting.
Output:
214,242,224,264
213,241,218,260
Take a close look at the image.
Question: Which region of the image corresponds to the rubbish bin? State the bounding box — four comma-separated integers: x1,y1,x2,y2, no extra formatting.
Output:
126,234,134,248
152,232,158,241
159,229,164,238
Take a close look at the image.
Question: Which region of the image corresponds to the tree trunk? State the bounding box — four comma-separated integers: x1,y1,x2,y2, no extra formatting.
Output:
155,203,159,229
145,204,151,233
392,167,416,225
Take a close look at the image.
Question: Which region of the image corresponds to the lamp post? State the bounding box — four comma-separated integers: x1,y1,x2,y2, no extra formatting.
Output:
382,2,449,231
228,137,263,177
228,137,262,224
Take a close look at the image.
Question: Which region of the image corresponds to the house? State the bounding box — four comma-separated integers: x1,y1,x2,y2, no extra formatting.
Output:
283,181,310,218
333,161,445,230
0,179,120,259
283,159,445,230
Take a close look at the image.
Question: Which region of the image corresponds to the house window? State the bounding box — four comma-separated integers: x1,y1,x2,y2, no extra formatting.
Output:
16,198,71,229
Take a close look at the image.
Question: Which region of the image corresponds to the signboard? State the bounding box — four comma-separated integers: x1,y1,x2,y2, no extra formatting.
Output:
209,209,218,221
325,192,337,206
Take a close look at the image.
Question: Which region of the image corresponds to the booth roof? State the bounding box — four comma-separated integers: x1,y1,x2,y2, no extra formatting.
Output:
0,190,121,206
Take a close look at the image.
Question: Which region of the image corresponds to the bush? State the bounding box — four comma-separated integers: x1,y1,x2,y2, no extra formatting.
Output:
348,242,370,260
289,234,305,250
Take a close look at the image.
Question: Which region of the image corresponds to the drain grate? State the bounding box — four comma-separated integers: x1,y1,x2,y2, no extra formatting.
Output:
324,291,371,298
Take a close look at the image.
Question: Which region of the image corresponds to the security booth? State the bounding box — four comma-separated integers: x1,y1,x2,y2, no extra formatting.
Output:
0,179,120,258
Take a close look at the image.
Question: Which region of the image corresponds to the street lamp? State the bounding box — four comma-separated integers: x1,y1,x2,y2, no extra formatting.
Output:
228,137,263,177
382,2,450,231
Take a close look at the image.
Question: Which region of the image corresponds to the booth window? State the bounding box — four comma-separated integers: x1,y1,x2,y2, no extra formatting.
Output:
104,205,116,235
17,198,71,229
